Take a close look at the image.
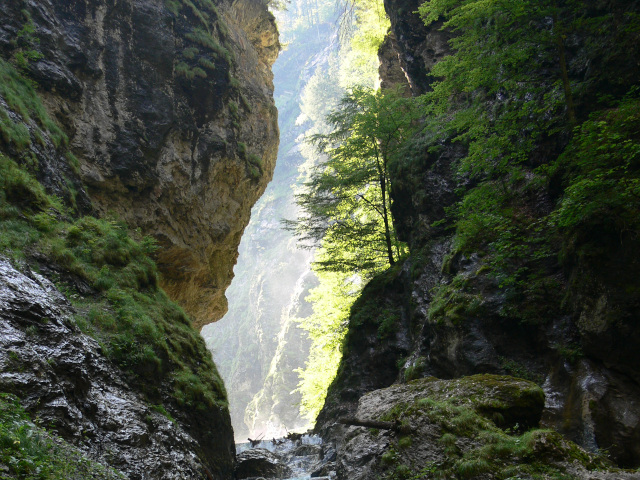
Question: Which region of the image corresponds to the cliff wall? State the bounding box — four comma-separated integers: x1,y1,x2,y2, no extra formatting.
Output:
0,0,279,328
316,0,640,472
0,0,280,477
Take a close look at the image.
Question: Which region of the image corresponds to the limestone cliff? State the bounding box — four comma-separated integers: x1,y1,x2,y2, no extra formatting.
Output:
0,0,280,477
0,0,280,328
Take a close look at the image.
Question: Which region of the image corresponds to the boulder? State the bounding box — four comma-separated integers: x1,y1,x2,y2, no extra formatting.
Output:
235,448,292,479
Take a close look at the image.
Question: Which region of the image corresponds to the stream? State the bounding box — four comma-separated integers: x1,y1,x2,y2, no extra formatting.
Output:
235,433,336,479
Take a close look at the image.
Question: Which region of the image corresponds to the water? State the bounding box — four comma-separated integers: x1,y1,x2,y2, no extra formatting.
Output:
236,434,333,480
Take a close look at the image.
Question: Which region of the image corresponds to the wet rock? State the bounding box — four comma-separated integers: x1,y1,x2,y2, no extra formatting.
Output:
310,462,337,478
0,258,229,479
293,443,322,456
235,448,292,479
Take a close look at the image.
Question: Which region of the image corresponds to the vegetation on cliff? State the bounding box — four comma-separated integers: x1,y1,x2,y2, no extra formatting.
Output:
303,0,639,371
0,17,232,474
404,0,639,324
307,0,640,470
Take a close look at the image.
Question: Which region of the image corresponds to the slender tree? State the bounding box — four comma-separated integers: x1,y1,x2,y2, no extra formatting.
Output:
285,86,418,275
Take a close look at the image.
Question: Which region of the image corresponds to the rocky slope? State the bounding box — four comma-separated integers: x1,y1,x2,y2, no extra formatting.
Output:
0,257,232,479
316,0,640,475
0,0,280,477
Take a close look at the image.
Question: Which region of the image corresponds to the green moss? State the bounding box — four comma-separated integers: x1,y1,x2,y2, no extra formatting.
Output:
375,376,607,480
0,394,125,479
149,404,176,424
403,357,426,382
427,273,483,324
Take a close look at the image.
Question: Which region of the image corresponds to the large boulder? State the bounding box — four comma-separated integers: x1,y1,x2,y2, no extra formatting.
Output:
328,375,638,480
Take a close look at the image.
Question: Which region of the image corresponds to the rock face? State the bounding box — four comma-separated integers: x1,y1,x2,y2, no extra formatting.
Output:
0,258,233,479
317,0,640,472
0,0,280,328
0,0,281,476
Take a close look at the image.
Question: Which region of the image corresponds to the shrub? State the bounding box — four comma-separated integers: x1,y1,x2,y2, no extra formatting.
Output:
0,58,68,149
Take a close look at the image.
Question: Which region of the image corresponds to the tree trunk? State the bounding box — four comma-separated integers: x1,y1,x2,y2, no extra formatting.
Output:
337,417,416,434
376,148,395,266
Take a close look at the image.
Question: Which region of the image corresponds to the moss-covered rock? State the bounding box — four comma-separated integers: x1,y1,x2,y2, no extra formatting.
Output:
330,375,636,480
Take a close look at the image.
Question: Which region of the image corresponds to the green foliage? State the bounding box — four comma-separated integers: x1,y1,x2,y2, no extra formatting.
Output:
287,0,398,426
417,0,576,178
0,394,125,479
337,0,390,87
182,47,199,60
410,0,640,328
185,28,233,64
550,94,640,254
198,56,216,71
167,0,234,82
229,100,239,119
403,357,427,382
289,86,416,274
237,141,247,158
0,154,52,213
11,9,44,71
294,266,357,421
175,61,207,80
248,153,262,168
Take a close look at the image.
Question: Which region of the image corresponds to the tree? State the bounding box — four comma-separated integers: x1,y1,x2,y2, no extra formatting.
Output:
285,86,419,275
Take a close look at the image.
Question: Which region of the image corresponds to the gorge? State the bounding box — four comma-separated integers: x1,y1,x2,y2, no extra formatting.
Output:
1,0,640,479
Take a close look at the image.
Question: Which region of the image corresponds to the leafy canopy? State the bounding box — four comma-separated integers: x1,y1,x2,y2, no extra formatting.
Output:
418,0,576,178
